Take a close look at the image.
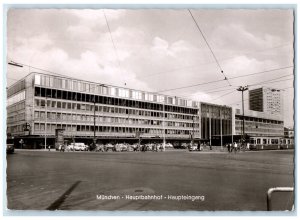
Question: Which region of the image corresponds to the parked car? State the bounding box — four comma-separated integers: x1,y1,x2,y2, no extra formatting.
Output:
6,143,14,154
145,143,153,151
165,143,174,148
66,144,75,151
104,143,115,152
131,143,140,151
188,144,198,151
72,143,88,151
181,143,189,149
95,144,105,152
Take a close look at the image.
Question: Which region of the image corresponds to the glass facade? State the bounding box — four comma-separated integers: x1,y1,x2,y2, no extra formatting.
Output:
200,103,232,140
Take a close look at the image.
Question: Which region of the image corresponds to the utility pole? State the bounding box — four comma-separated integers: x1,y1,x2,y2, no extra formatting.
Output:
192,116,195,145
220,109,223,149
163,101,166,148
236,86,248,144
209,108,211,146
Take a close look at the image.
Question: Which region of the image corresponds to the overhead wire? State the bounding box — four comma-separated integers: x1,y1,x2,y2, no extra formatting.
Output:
135,42,292,80
180,75,293,101
103,10,121,70
157,65,293,93
188,9,231,86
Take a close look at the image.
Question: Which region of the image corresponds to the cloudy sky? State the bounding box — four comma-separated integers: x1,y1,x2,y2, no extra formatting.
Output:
6,8,294,126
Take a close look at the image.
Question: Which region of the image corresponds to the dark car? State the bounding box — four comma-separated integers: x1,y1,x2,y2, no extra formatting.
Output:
6,144,15,154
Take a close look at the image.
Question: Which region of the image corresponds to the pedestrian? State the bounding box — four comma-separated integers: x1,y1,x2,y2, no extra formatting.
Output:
48,145,51,151
227,144,230,153
246,142,250,150
234,142,238,153
197,142,200,151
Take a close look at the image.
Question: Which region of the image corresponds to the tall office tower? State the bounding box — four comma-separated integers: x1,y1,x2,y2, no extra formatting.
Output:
249,87,282,117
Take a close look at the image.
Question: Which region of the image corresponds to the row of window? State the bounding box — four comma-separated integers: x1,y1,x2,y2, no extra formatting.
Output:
34,98,197,120
7,79,26,98
33,123,199,136
34,87,199,115
235,116,283,124
7,113,25,124
235,127,283,134
7,90,26,106
7,101,26,114
7,124,25,133
35,74,197,107
34,111,198,128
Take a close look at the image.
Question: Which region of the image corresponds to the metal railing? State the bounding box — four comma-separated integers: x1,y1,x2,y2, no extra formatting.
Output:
267,187,294,211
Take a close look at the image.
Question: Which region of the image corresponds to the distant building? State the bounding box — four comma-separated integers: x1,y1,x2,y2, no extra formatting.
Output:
234,108,284,138
284,127,294,138
249,87,282,119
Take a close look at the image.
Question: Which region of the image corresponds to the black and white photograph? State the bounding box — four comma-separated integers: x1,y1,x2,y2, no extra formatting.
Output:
3,3,296,215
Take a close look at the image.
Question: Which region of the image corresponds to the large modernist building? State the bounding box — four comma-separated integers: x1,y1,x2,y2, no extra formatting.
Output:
7,72,233,148
7,72,289,148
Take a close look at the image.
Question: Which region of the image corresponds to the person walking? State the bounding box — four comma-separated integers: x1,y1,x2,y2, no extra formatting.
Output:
246,142,250,150
234,142,238,153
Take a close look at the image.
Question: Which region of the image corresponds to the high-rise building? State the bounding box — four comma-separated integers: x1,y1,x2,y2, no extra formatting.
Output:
249,87,282,118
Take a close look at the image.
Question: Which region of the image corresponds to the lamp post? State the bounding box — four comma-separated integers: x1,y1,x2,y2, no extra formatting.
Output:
191,115,195,145
44,97,47,150
163,101,166,148
236,86,248,144
220,109,223,149
93,97,96,150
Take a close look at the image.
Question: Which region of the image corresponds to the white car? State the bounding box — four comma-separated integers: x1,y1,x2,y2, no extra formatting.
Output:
165,143,173,148
66,144,75,151
73,143,88,151
188,144,198,151
115,143,128,152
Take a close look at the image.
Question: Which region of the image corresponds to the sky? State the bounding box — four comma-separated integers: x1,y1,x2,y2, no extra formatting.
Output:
6,8,294,127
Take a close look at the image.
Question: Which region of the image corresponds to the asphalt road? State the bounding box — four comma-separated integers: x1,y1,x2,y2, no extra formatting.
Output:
6,149,294,211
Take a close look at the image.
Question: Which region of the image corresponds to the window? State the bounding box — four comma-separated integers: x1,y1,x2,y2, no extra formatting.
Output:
110,87,116,96
62,79,66,89
34,111,39,119
35,74,41,85
34,123,40,131
51,101,56,108
35,99,40,107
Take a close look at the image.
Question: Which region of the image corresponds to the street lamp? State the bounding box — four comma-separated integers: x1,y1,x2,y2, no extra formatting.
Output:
236,86,248,144
191,115,195,145
8,61,23,68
